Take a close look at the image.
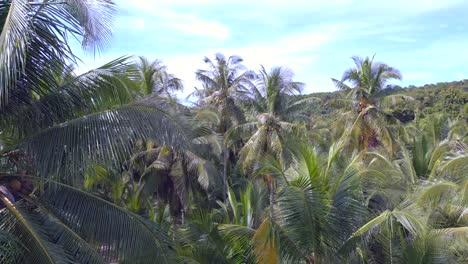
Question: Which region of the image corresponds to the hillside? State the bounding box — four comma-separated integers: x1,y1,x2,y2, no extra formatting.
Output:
299,79,468,123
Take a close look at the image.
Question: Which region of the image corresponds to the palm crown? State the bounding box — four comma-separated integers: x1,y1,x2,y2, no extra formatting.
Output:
333,55,402,111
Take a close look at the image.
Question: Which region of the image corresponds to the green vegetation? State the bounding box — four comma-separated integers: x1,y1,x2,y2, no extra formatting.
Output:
0,1,467,263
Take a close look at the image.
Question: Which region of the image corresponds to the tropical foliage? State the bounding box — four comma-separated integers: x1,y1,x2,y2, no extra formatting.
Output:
0,1,466,263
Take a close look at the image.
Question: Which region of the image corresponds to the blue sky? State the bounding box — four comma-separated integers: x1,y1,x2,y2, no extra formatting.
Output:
75,0,468,100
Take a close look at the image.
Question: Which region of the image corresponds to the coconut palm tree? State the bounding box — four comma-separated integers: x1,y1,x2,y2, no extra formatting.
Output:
332,56,407,152
193,53,255,199
226,66,312,172
218,142,366,263
248,66,304,118
136,56,183,98
0,75,190,263
0,178,177,263
332,55,402,111
349,182,467,264
0,0,116,106
346,126,468,263
0,1,190,262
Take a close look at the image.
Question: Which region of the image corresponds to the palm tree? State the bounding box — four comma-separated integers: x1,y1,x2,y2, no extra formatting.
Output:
218,143,366,263
332,56,405,152
0,178,177,263
176,182,269,263
0,0,115,106
226,66,316,223
193,53,255,199
0,1,189,262
136,56,183,98
123,135,219,224
227,66,311,172
0,72,189,263
332,55,402,111
349,182,467,264
347,126,467,263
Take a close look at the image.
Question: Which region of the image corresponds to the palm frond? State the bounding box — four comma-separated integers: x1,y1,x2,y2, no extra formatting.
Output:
351,210,391,238
39,181,176,263
218,224,255,262
253,218,279,264
8,98,190,184
0,229,27,263
0,0,116,106
0,0,32,104
432,153,468,181
0,196,61,264
0,56,139,141
332,78,352,91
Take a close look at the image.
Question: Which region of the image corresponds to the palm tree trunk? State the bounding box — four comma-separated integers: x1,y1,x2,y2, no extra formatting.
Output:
180,208,185,225
305,257,314,264
223,143,228,202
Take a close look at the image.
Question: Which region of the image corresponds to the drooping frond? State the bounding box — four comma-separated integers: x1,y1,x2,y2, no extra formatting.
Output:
332,78,352,91
0,0,32,104
9,98,191,184
218,224,255,262
0,56,139,142
253,218,279,264
0,196,77,264
0,229,27,263
431,152,468,182
0,0,116,106
39,181,176,263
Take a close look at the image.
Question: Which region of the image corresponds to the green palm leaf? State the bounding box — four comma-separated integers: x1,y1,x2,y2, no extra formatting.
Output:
0,0,116,106
0,0,31,104
0,56,139,143
39,181,176,263
9,98,190,184
0,196,60,264
0,229,27,263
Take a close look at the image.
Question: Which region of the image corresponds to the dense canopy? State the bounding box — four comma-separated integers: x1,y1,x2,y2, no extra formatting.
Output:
0,1,466,263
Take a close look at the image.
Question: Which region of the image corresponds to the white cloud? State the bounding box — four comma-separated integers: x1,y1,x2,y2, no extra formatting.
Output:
160,22,367,97
117,1,231,41
74,0,468,99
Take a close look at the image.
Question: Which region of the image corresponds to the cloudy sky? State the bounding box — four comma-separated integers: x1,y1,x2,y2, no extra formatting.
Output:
74,0,468,101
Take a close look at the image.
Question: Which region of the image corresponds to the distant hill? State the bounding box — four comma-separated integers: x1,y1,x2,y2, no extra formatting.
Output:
297,79,468,123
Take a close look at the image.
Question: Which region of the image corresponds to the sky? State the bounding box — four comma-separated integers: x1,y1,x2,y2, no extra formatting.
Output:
74,0,468,101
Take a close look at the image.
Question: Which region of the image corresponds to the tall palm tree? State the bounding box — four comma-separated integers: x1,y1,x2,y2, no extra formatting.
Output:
193,53,255,199
226,66,313,221
227,66,312,172
136,56,183,98
332,56,405,152
332,55,402,111
248,66,309,119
